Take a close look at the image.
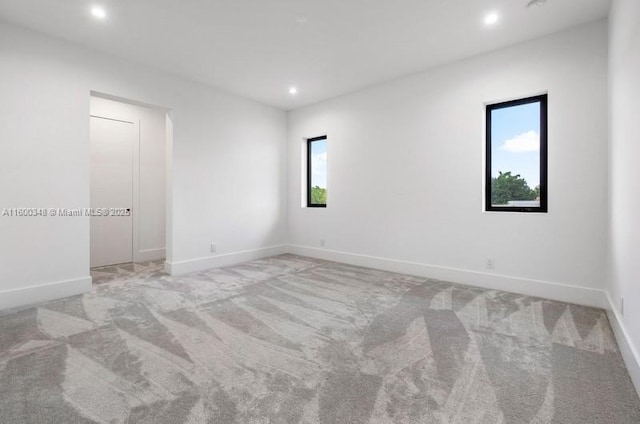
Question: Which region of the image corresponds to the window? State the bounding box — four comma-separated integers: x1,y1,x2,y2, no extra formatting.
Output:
486,94,548,212
307,136,327,207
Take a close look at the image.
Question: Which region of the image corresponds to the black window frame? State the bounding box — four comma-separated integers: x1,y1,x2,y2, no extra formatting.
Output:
307,135,327,208
485,94,548,213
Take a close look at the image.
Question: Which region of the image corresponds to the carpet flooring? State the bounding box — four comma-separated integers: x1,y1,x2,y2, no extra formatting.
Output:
0,254,639,423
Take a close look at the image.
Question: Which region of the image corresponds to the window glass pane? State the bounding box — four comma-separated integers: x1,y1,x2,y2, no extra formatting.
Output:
309,138,327,206
490,101,541,208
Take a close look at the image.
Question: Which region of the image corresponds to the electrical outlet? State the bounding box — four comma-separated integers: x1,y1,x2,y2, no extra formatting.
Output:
486,258,495,270
621,297,624,316
320,239,326,247
210,243,217,254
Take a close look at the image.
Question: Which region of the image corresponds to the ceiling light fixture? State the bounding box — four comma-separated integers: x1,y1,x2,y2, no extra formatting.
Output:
484,12,500,26
91,6,107,20
289,87,298,95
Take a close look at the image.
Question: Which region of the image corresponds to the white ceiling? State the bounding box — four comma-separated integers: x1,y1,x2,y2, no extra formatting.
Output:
0,0,610,110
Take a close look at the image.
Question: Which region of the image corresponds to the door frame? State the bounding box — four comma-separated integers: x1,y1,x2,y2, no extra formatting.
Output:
89,92,172,269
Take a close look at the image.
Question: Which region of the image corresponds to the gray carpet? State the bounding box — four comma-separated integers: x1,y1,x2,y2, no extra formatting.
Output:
0,254,638,423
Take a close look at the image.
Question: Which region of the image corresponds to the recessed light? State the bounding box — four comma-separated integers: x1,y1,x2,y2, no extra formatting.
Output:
91,6,107,20
289,87,298,95
295,16,308,24
484,12,500,26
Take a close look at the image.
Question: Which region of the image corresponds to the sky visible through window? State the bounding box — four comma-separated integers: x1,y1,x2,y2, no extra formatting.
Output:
311,139,327,189
491,102,540,190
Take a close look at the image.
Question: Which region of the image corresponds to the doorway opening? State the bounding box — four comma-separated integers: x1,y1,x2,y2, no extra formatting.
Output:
89,93,172,273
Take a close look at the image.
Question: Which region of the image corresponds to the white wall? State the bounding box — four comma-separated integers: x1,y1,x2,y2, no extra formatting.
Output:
0,22,287,309
608,0,640,391
90,96,167,262
288,21,609,306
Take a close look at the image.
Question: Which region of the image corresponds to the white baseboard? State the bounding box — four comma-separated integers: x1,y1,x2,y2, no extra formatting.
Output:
165,244,288,275
605,292,640,397
0,276,93,312
287,245,608,309
134,247,165,262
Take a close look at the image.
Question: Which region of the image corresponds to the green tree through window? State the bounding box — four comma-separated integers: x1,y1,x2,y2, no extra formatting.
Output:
491,171,537,206
310,186,327,205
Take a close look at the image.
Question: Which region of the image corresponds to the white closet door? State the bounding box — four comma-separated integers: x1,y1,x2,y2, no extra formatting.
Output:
90,116,135,267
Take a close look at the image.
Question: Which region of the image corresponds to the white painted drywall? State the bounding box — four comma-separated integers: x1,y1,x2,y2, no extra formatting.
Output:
0,22,287,306
608,0,640,389
90,96,167,262
287,21,609,294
